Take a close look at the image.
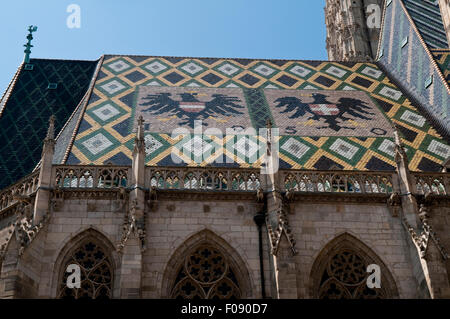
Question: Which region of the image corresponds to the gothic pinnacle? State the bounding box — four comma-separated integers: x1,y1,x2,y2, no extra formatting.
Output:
137,115,145,141
133,116,146,153
45,115,55,141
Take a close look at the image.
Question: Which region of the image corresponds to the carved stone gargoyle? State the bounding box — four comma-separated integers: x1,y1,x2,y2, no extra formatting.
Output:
403,204,448,261
13,197,50,256
387,192,401,217
117,199,146,253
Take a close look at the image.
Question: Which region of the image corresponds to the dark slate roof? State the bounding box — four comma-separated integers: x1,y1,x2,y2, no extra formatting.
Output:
0,58,98,189
402,0,449,49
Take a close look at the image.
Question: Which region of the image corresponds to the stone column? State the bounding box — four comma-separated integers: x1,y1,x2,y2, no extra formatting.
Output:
119,116,146,298
32,116,55,225
393,124,450,298
393,124,419,228
263,122,299,298
416,206,450,298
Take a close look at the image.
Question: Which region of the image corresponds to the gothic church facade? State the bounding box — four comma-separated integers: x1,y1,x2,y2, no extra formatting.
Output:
0,0,450,299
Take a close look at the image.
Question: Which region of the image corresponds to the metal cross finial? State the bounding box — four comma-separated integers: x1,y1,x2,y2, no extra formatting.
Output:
24,25,38,64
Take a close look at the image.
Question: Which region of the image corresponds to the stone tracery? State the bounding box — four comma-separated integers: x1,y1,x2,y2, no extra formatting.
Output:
170,245,241,299
58,239,113,299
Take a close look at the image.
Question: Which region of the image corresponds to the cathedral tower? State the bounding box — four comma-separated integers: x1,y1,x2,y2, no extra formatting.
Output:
439,0,450,44
325,0,384,61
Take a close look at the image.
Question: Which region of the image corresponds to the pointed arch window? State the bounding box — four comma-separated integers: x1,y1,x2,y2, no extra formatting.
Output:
318,248,387,299
311,234,399,299
170,245,241,299
58,240,113,299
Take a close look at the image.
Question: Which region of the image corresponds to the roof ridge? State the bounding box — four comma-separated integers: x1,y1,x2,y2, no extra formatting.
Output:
0,62,24,118
29,57,98,63
62,56,105,164
376,60,450,142
397,0,450,93
103,53,373,64
429,48,450,52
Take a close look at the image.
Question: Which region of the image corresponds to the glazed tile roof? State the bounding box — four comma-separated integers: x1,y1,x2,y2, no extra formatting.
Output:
64,55,450,172
402,0,449,49
378,0,450,139
431,48,450,85
0,58,98,189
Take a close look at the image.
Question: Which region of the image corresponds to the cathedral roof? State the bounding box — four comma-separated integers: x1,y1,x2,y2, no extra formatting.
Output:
0,58,98,189
58,54,449,172
402,0,448,49
378,0,449,141
430,49,450,86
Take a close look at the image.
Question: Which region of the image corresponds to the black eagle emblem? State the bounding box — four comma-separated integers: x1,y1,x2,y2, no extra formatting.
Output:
140,91,244,128
274,93,375,131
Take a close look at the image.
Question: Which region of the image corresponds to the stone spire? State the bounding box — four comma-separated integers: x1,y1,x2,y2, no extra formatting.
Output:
393,121,407,163
133,115,145,154
33,115,55,224
131,115,146,189
45,115,55,141
391,121,420,231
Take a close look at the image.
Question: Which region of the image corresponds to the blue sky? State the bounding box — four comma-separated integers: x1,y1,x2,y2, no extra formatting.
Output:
0,0,327,92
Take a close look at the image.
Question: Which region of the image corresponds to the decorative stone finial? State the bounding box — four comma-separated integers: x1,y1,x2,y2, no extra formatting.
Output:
24,25,38,64
392,121,407,161
392,121,402,146
45,115,55,140
266,119,272,156
137,115,145,140
133,116,146,153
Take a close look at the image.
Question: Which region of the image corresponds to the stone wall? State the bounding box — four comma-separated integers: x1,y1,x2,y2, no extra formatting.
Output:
6,196,422,298
28,197,124,298
288,201,417,298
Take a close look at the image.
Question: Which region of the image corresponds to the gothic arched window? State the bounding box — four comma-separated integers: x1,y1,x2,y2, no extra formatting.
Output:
58,240,113,299
311,234,399,299
318,248,387,299
170,245,241,299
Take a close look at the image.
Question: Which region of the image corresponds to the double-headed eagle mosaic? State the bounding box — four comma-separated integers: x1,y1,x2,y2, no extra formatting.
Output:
140,90,376,132
140,91,244,128
275,93,375,131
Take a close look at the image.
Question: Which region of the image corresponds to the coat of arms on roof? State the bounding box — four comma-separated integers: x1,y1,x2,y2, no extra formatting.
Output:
265,89,394,137
136,87,246,130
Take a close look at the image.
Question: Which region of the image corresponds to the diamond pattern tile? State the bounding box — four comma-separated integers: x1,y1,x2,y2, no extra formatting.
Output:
61,55,449,172
0,58,96,189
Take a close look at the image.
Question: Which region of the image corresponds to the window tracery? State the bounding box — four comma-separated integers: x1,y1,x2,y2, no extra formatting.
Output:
318,249,387,299
170,245,241,299
58,240,113,299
